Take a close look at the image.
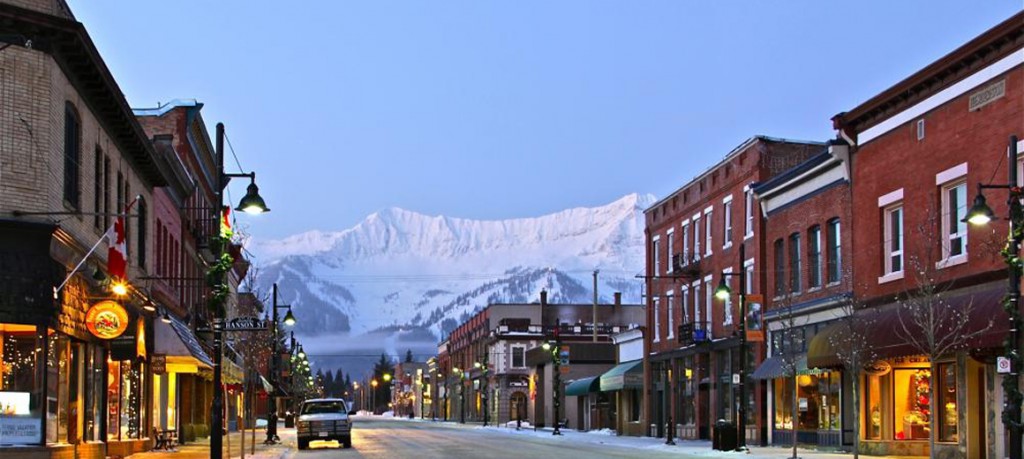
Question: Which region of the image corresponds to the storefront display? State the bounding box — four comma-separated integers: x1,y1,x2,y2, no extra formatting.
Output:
0,325,43,445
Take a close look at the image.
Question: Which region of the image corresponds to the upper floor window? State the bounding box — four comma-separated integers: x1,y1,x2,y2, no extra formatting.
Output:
744,259,755,295
744,187,754,239
723,196,734,249
704,207,713,256
884,205,904,276
93,147,103,230
136,198,147,268
826,218,841,284
511,346,525,368
940,180,967,263
681,286,690,323
808,225,822,289
722,269,733,326
667,229,675,273
703,277,713,333
789,233,802,293
666,292,675,339
774,239,785,296
692,281,702,327
653,236,661,275
693,214,702,260
63,103,81,209
682,222,690,262
653,297,661,342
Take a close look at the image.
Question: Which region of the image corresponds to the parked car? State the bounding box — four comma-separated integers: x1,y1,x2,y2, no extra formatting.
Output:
296,398,355,449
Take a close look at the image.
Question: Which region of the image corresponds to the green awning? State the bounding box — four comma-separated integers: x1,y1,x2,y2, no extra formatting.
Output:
599,359,643,392
751,354,826,380
565,376,601,396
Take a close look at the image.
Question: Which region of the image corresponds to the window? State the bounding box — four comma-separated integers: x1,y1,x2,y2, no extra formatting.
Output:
936,362,958,442
667,229,675,273
103,156,111,228
865,372,888,440
826,219,841,284
723,196,734,249
137,199,147,268
744,259,754,295
703,276,713,334
666,292,675,339
681,286,690,323
682,222,690,262
894,368,930,440
744,187,754,238
722,269,733,326
808,225,822,289
884,205,904,276
693,214,702,260
93,147,103,230
653,236,661,275
653,297,661,342
63,104,81,209
774,239,785,296
940,181,967,261
704,208,713,256
789,233,801,293
692,281,702,329
511,346,525,368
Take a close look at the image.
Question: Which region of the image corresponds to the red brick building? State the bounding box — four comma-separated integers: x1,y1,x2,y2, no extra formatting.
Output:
644,136,821,444
828,11,1024,458
753,142,854,448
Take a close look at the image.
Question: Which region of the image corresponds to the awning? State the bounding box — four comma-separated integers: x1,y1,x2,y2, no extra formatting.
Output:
565,376,601,396
600,359,643,392
808,284,1007,368
155,314,214,371
751,354,826,380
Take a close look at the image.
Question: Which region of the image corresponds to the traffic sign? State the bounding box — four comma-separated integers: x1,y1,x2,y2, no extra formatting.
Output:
224,316,268,331
998,356,1012,374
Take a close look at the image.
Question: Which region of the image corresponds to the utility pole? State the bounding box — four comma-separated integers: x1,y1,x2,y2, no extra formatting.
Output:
593,270,599,342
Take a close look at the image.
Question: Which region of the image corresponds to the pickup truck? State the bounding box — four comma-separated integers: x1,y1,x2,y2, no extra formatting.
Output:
296,398,355,449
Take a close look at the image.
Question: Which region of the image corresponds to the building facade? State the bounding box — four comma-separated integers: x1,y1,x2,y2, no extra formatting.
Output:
828,11,1024,458
643,136,821,444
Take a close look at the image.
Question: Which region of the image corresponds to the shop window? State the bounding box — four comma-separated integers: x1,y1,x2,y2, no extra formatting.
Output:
108,359,145,440
774,372,838,432
774,378,794,430
937,363,958,442
86,346,104,441
630,390,641,422
681,356,695,425
894,368,931,441
0,324,43,445
818,372,841,431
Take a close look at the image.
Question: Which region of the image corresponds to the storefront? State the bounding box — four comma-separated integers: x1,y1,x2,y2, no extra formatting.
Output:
755,354,843,447
599,359,643,436
152,313,213,441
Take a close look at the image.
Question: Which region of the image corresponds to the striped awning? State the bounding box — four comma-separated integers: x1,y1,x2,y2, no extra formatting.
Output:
565,376,601,396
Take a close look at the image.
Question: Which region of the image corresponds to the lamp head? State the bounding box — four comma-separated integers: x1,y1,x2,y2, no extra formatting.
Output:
161,310,172,324
283,308,297,326
714,277,731,300
474,361,482,368
383,373,392,382
110,279,129,296
143,300,157,313
964,191,995,225
541,342,551,351
297,345,306,359
235,179,270,215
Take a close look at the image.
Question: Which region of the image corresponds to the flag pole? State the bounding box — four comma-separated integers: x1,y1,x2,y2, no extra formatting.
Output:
54,195,141,295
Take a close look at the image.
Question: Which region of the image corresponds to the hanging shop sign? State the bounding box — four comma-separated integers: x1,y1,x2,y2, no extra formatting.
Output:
863,360,892,376
85,300,129,339
151,354,166,374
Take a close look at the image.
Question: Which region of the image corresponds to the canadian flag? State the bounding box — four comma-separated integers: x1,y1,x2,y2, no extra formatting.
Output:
107,216,127,281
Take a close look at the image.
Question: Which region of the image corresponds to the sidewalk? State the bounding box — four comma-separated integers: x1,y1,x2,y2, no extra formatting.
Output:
124,427,291,459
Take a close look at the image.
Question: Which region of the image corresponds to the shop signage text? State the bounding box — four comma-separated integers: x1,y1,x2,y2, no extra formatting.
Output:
85,300,129,339
224,317,268,331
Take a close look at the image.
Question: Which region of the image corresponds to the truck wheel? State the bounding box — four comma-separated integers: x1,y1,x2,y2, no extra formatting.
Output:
298,439,309,450
342,436,352,448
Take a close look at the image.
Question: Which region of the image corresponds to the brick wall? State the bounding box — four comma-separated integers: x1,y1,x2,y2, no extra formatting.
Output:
852,65,1024,302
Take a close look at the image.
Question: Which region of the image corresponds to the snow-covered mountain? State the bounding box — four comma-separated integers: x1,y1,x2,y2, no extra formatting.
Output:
250,193,653,365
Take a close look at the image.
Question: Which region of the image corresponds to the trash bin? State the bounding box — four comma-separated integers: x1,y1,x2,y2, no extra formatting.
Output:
714,420,737,451
284,413,295,428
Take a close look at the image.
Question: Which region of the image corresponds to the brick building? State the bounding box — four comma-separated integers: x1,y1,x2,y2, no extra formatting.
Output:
826,11,1024,458
643,136,821,444
752,142,854,448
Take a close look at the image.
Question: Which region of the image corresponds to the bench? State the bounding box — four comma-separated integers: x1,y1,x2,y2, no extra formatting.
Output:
154,428,178,450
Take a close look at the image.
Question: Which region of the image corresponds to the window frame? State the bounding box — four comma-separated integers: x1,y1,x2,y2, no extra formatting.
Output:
693,213,702,260
789,232,802,294
63,103,82,210
936,163,968,268
808,225,822,289
773,239,785,298
666,291,675,339
652,235,661,276
744,186,754,239
723,195,734,250
667,228,675,273
682,221,690,262
878,188,905,283
704,207,713,256
722,268,733,326
653,296,661,343
511,346,526,369
826,218,841,285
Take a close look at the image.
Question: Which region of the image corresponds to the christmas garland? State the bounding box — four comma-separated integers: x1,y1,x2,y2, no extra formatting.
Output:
1000,188,1024,430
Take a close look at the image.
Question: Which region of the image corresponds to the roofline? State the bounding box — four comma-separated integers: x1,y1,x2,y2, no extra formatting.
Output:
133,99,203,117
834,11,1024,137
644,135,825,214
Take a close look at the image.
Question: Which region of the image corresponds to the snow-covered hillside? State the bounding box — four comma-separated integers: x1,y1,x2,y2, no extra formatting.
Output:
251,193,654,343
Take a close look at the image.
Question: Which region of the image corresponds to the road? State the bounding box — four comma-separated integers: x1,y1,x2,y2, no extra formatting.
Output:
279,417,702,459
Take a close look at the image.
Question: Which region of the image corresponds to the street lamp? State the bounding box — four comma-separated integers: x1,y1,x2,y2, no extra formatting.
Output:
267,283,296,445
210,123,270,459
963,135,1022,459
475,357,490,427
371,379,379,414
543,325,564,436
714,243,748,452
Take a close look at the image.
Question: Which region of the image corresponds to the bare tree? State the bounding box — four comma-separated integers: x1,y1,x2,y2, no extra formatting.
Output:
826,276,878,459
894,213,994,459
770,291,807,459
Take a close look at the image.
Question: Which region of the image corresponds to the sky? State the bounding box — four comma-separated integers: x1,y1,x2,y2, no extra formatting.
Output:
68,1,1022,244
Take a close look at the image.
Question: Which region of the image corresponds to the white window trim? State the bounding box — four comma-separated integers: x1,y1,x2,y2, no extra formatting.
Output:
680,285,690,323
703,274,713,333
666,291,675,339
880,204,904,283
653,296,661,343
722,267,734,326
826,219,842,286
723,195,734,250
809,226,822,290
744,185,754,240
934,163,968,186
691,280,702,327
682,220,691,262
704,207,714,256
936,165,969,269
744,258,755,295
666,229,675,273
653,235,662,276
878,188,904,208
693,213,702,260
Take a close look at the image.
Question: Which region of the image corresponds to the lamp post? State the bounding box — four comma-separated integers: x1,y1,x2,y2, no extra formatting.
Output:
210,123,270,459
371,378,379,414
663,362,676,445
542,327,564,436
714,243,748,452
963,135,1022,459
475,356,490,427
266,283,295,444
459,368,466,424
